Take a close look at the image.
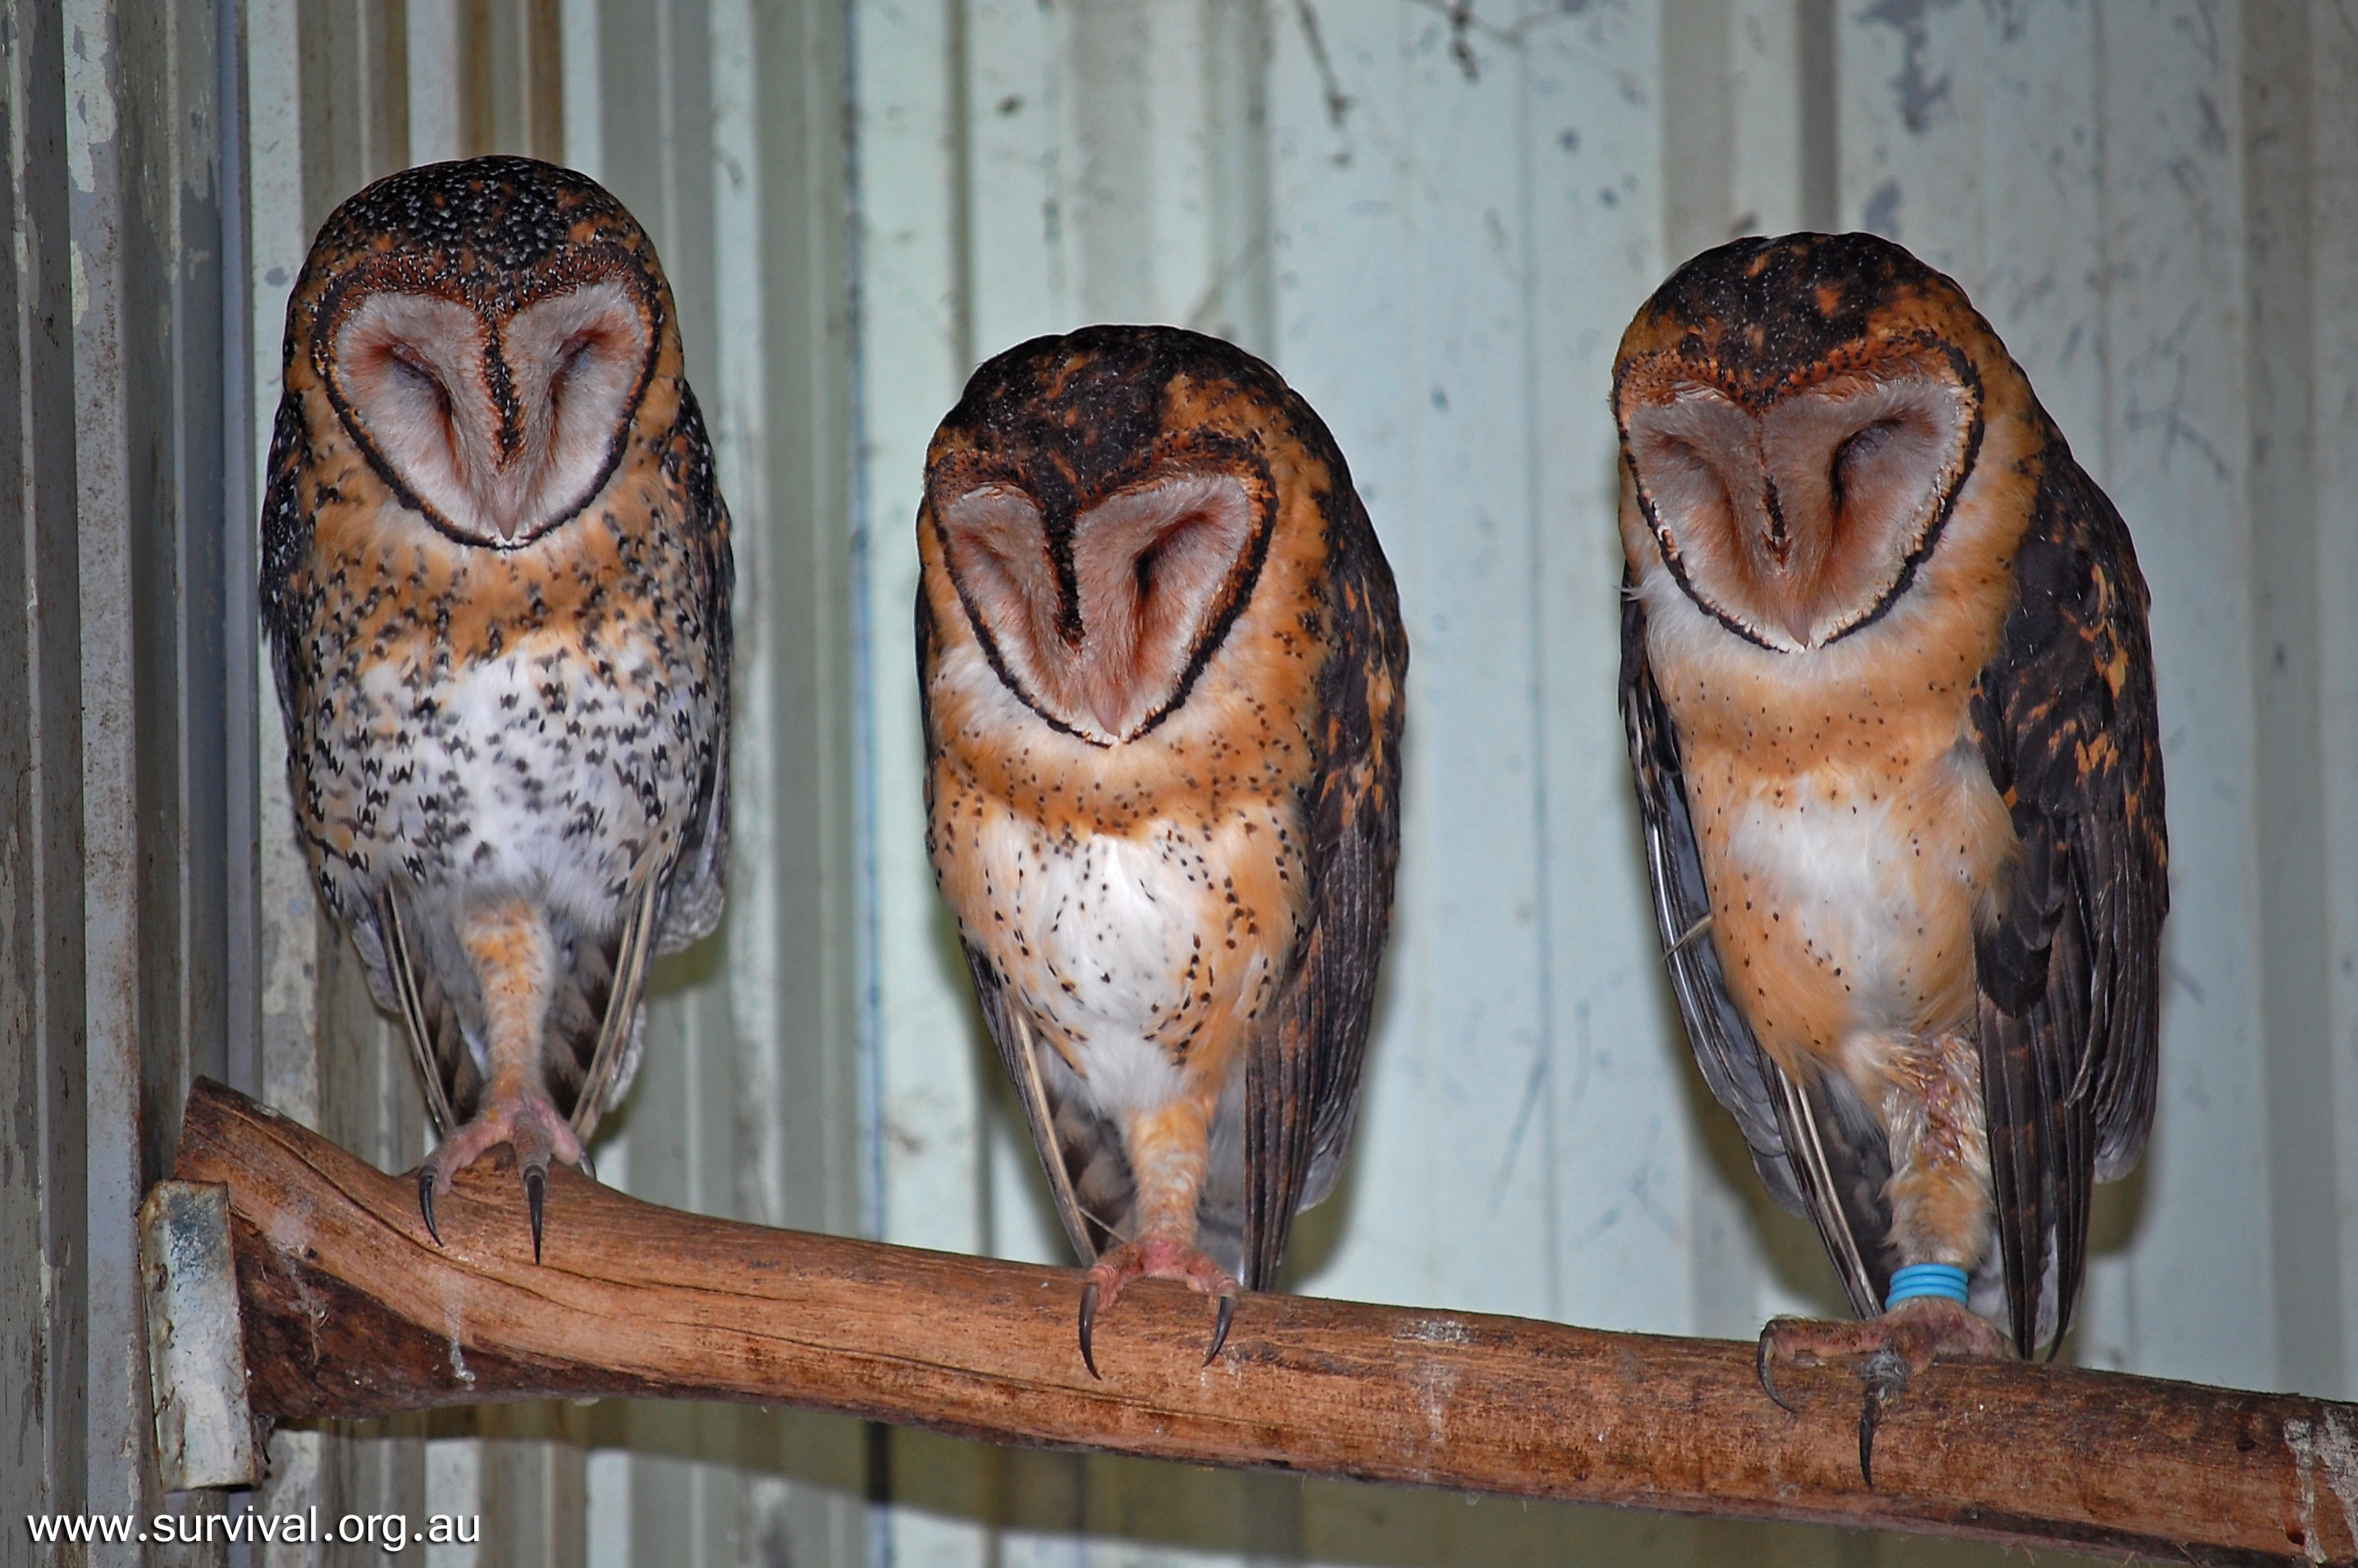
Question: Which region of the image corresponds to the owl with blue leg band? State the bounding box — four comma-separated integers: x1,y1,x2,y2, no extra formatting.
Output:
1614,233,2165,1485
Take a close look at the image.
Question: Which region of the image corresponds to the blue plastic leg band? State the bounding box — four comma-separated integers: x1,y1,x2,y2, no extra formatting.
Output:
1885,1263,1971,1310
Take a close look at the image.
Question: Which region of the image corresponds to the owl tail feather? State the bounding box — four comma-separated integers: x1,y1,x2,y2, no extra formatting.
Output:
379,889,472,1138
568,871,659,1143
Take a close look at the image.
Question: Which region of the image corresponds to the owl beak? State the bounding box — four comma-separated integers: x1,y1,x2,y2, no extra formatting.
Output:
1782,606,1816,648
1090,695,1133,743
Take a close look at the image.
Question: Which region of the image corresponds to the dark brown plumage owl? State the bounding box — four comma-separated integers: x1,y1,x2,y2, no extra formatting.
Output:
1614,233,2165,1475
919,326,1405,1374
261,157,732,1259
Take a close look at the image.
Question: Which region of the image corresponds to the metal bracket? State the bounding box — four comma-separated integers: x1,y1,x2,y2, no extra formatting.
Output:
139,1180,262,1490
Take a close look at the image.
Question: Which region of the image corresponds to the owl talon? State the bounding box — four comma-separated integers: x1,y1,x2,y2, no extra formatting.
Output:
1075,1237,1240,1378
1757,1300,2007,1487
1856,1346,1910,1488
1077,1282,1104,1380
1204,1292,1236,1366
523,1164,548,1264
1755,1328,1794,1413
414,1090,583,1261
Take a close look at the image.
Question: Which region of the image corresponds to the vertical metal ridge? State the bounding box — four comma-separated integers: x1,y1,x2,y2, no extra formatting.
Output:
2241,0,2345,1402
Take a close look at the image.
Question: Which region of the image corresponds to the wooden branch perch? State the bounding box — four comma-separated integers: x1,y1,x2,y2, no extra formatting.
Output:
171,1078,2356,1565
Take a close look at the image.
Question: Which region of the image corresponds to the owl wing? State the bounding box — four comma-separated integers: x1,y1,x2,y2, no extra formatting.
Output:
571,387,736,1138
1967,437,2167,1357
258,395,313,725
374,891,469,1137
651,384,734,957
261,391,440,1093
1240,491,1407,1292
1620,583,1892,1320
258,392,467,1134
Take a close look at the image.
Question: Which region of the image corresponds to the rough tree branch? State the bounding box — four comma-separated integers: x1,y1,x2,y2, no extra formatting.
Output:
168,1078,2356,1565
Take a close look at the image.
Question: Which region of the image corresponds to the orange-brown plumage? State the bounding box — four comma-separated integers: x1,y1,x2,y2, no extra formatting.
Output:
920,326,1404,1372
1615,235,2165,1451
1625,386,2034,1082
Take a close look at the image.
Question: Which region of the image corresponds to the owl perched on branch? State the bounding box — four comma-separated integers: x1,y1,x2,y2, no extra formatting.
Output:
1614,233,2165,1480
919,326,1405,1374
262,156,733,1260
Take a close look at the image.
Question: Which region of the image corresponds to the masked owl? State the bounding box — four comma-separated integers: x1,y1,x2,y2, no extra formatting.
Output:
1614,232,2166,1477
261,156,733,1260
919,326,1406,1374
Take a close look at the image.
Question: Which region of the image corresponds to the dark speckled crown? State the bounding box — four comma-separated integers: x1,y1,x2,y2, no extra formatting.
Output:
290,156,674,351
937,325,1343,518
1622,231,1997,407
312,156,637,284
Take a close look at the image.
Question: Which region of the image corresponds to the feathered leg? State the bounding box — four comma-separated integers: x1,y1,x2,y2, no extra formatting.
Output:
1077,1095,1239,1378
417,897,587,1262
1759,1031,2008,1483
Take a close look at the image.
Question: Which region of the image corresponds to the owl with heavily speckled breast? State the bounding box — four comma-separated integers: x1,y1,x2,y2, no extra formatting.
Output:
920,326,1405,1374
261,156,731,1259
1615,232,2165,1478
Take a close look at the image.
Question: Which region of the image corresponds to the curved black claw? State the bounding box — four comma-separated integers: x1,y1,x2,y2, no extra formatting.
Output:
1077,1282,1103,1380
419,1168,443,1246
1204,1294,1236,1367
524,1164,548,1265
1855,1346,1910,1488
1756,1333,1794,1413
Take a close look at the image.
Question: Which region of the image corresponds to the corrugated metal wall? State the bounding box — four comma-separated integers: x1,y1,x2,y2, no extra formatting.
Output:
5,2,2353,1566
6,0,248,1560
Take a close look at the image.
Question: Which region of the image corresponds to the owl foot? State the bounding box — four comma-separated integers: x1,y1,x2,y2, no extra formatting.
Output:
416,1092,587,1264
1076,1237,1241,1380
1757,1299,2009,1487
